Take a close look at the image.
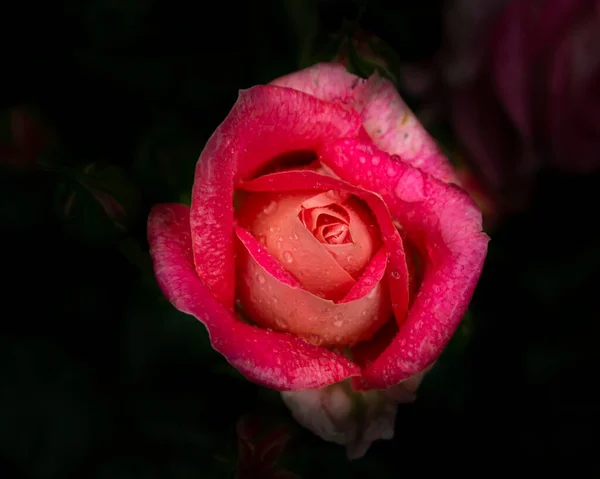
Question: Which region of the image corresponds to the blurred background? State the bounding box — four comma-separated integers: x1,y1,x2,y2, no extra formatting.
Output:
1,0,598,477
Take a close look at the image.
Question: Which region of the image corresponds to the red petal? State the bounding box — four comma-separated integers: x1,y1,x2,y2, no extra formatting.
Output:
271,62,457,184
235,225,301,288
339,247,388,303
239,170,410,323
318,139,489,388
148,203,360,390
236,225,391,348
190,85,362,308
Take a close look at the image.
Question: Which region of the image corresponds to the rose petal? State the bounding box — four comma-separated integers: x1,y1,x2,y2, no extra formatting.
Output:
148,203,360,390
271,63,457,184
319,139,489,388
237,191,356,299
236,226,391,347
190,84,362,308
239,170,410,324
348,320,398,391
235,225,302,288
339,247,388,303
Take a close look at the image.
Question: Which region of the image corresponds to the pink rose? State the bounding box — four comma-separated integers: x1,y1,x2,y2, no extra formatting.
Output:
147,63,488,454
443,0,600,202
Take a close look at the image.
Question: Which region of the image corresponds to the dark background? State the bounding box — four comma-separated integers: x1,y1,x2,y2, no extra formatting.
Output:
2,0,598,477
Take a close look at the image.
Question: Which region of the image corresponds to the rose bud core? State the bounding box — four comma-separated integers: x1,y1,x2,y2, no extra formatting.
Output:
236,186,392,347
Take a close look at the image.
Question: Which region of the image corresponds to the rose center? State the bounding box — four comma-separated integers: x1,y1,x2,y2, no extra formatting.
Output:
299,204,353,245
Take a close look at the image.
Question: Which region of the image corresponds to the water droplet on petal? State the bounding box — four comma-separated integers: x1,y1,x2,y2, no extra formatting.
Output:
263,201,277,214
334,319,344,327
257,235,267,245
371,156,381,166
275,318,287,329
305,334,323,346
395,169,425,202
289,232,299,240
346,255,355,264
204,216,216,225
359,156,366,164
256,274,265,284
386,166,397,177
282,251,294,263
391,271,400,279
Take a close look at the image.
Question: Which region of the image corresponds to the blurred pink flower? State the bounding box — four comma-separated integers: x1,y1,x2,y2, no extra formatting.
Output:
403,0,600,212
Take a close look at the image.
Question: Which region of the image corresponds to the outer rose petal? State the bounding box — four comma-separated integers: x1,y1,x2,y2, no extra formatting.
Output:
271,62,457,184
190,84,362,308
148,203,360,390
319,139,489,389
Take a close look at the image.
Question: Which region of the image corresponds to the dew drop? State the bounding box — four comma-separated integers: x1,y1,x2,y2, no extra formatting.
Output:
359,156,366,164
263,201,277,214
334,319,344,327
305,334,323,346
275,318,287,329
391,271,400,279
395,168,425,202
257,235,267,245
371,156,381,166
256,274,266,284
346,255,355,264
386,166,397,177
282,251,294,263
204,216,216,225
289,232,299,240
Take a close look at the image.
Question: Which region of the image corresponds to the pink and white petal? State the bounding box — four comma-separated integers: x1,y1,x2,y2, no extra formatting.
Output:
356,73,458,184
239,170,410,323
319,139,489,388
270,62,369,106
271,62,456,184
148,203,360,390
190,84,362,308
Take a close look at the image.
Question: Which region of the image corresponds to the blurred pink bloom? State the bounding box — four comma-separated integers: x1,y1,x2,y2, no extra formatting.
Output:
403,0,600,213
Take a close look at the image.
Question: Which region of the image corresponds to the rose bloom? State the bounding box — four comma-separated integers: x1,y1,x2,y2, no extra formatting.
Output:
442,0,600,201
148,62,488,456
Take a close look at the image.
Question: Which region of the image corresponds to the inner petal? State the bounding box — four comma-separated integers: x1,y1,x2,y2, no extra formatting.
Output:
301,204,353,245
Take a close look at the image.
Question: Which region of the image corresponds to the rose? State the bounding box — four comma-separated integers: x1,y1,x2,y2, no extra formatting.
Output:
148,62,488,454
442,0,600,203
